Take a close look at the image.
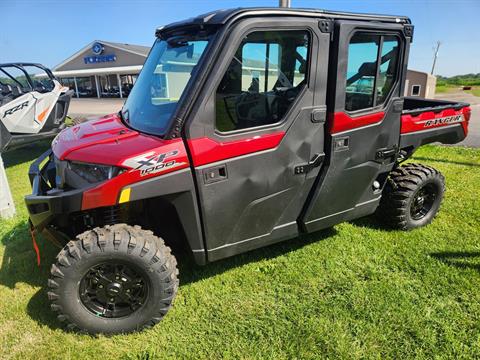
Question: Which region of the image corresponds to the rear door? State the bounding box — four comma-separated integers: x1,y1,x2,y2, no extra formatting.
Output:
300,20,411,231
185,17,330,261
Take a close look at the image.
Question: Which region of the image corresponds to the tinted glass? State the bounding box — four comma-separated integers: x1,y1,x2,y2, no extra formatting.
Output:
345,33,380,112
216,30,309,132
123,37,210,135
376,36,400,105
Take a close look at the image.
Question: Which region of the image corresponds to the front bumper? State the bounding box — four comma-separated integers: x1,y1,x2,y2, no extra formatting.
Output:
25,150,83,231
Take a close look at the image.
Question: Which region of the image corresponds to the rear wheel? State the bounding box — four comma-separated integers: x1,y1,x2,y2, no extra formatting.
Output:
47,224,178,334
377,163,445,230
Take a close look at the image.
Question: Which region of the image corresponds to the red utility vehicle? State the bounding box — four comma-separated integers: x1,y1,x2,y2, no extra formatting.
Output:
25,8,470,334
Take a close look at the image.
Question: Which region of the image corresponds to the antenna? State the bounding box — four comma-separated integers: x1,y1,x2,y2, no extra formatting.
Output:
431,41,441,75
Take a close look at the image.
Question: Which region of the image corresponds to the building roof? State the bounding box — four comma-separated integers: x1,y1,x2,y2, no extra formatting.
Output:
99,41,150,56
53,40,150,72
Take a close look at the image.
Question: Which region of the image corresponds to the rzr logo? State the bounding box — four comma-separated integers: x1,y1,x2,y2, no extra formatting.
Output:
123,150,185,176
3,101,29,119
423,115,463,127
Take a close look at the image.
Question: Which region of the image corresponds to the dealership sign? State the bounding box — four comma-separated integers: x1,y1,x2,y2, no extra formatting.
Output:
84,42,117,64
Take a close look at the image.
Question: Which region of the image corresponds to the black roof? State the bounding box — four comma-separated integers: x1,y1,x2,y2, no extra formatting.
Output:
157,7,411,34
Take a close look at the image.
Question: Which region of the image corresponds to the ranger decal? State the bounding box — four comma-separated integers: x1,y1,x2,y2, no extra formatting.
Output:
421,114,464,128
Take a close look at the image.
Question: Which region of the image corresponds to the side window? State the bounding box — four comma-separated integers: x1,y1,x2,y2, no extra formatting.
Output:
345,32,400,112
345,33,379,111
216,30,309,132
376,36,400,105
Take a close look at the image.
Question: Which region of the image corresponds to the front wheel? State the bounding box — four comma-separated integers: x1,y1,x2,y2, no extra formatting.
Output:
47,224,179,334
377,163,445,230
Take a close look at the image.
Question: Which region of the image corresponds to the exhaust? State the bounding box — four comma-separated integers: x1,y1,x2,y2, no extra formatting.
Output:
279,0,291,8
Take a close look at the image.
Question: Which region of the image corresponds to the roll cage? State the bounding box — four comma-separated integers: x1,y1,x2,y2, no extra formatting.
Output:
0,63,57,92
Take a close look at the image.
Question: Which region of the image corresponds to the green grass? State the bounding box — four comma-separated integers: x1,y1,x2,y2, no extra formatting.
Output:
435,84,458,94
0,145,480,359
466,87,480,98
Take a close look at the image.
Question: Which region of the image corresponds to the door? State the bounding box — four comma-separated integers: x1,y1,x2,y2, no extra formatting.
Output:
185,18,330,261
300,21,410,231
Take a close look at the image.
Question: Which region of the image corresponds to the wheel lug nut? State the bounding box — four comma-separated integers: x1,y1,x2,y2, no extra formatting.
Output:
99,285,103,288
110,298,114,302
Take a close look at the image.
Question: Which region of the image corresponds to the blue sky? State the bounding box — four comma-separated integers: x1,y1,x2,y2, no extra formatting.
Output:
1,0,479,77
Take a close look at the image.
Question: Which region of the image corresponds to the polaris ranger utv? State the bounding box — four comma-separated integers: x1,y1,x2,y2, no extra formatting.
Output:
25,8,471,334
0,63,73,152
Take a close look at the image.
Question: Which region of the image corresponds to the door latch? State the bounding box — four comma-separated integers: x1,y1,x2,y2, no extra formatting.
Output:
294,153,325,175
375,146,398,160
203,164,227,184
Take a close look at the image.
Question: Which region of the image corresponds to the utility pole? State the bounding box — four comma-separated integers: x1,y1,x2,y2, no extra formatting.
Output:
279,0,291,7
431,41,441,75
0,154,15,219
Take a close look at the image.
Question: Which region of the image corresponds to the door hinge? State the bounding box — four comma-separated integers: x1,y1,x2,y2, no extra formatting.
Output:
294,153,325,175
318,19,334,33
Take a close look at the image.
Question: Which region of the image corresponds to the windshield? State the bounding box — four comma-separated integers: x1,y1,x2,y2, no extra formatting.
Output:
122,36,210,135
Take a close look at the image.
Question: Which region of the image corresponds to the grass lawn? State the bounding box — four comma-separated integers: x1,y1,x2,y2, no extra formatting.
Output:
435,84,458,94
466,87,480,98
0,144,479,359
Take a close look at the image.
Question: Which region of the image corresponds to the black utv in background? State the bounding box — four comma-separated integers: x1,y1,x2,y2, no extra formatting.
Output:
25,8,470,334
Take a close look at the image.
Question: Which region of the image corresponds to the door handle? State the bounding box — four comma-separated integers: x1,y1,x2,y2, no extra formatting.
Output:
311,109,326,123
294,153,325,174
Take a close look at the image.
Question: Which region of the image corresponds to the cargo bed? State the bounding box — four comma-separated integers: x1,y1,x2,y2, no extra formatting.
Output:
400,97,471,151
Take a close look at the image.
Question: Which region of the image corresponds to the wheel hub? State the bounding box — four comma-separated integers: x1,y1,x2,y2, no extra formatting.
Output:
410,184,437,220
79,262,148,318
106,282,123,296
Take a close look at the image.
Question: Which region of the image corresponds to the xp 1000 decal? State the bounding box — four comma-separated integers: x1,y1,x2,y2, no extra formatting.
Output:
122,149,187,176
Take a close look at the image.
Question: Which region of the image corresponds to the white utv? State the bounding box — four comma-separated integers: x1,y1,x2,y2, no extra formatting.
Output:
0,63,73,152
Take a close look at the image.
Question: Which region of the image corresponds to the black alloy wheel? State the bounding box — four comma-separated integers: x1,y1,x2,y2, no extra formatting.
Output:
409,184,438,221
79,261,149,319
377,163,445,230
48,224,179,334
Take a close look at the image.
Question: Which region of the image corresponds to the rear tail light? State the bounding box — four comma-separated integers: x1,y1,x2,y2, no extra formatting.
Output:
464,107,471,122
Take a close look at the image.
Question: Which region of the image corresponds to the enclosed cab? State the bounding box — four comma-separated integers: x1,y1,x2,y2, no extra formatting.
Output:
24,8,470,334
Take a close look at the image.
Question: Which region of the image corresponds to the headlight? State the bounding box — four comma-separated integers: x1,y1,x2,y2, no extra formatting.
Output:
68,162,123,184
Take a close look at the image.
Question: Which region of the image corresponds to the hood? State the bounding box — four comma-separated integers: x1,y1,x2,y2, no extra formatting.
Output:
52,114,179,167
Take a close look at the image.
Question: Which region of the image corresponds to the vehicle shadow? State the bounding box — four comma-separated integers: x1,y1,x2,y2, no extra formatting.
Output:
0,220,336,331
178,227,337,286
0,221,61,330
348,214,391,231
2,141,51,168
430,251,480,272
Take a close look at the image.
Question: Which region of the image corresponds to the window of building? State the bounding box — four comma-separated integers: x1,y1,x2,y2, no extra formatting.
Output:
76,76,97,97
411,84,421,96
345,33,401,112
215,30,310,132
